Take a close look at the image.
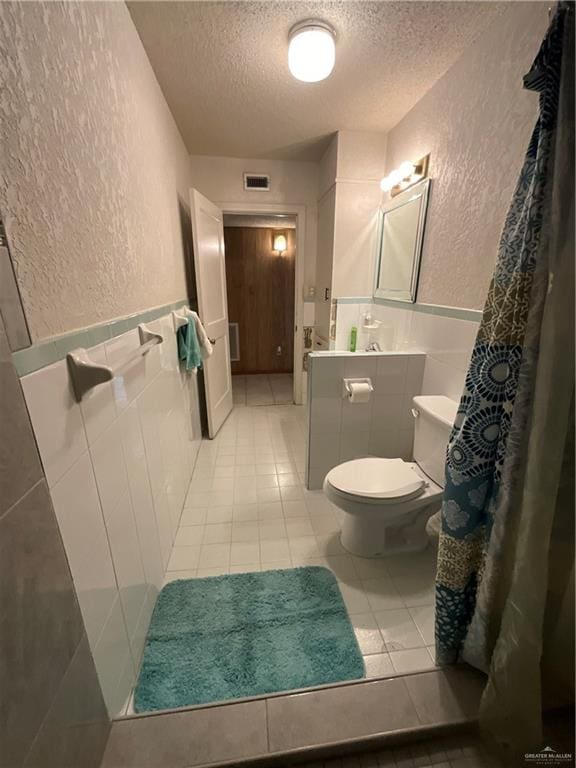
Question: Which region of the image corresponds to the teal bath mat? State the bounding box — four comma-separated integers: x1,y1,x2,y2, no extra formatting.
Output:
134,566,364,711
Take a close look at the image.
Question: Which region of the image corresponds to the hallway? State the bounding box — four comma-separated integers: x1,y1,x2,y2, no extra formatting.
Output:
232,374,293,406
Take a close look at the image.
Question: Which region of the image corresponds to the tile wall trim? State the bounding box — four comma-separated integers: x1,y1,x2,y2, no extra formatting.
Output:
11,299,188,376
335,297,373,305
336,296,483,323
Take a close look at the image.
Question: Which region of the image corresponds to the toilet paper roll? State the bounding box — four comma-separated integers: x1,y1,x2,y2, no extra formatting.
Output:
347,381,372,403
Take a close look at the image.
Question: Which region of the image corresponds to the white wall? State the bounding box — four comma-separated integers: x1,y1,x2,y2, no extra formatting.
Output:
384,2,549,310
315,131,386,340
189,155,319,293
306,351,425,490
325,131,386,301
335,301,479,405
0,2,193,341
21,313,201,716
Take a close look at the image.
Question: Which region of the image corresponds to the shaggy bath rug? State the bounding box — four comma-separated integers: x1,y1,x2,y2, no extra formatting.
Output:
134,566,364,711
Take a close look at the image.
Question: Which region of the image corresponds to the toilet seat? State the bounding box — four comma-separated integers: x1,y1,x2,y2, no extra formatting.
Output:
325,458,426,505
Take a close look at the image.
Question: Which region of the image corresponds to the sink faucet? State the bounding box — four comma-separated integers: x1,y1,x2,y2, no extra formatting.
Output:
365,341,381,352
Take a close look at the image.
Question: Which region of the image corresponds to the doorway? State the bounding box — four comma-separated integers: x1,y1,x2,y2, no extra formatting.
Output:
223,214,296,406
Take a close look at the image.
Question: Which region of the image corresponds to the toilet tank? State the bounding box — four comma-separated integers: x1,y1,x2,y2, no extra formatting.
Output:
412,396,459,487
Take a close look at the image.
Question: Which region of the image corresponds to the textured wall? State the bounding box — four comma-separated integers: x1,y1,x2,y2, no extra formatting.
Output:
0,1,191,341
384,2,549,310
189,154,318,290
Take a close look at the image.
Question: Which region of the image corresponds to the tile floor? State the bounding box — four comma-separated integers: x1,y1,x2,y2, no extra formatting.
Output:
163,404,437,686
283,730,507,767
232,373,293,405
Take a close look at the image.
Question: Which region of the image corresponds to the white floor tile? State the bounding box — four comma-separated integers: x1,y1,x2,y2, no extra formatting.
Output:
174,526,205,547
232,504,259,521
213,466,235,478
203,523,232,544
210,478,234,492
282,500,308,517
409,604,436,645
260,539,291,562
230,542,260,565
285,518,315,538
310,514,339,534
351,613,387,654
256,475,279,489
363,652,395,679
338,581,371,614
389,647,436,674
373,608,426,652
257,486,281,503
231,522,259,542
362,577,405,611
316,533,347,556
257,502,284,520
258,521,287,540
198,543,231,568
280,485,304,501
229,563,261,574
260,561,292,572
350,556,391,580
163,569,196,585
196,566,230,578
166,546,201,572
289,536,321,559
206,506,233,523
256,463,276,475
277,473,300,487
392,571,436,607
185,491,210,508
179,507,208,525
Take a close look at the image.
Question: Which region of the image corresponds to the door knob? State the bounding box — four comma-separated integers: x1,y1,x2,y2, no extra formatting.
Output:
209,337,216,345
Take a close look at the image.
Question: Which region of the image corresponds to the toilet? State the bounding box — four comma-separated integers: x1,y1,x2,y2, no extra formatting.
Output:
323,395,458,557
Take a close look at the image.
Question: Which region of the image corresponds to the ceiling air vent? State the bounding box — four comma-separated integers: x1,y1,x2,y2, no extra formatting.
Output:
244,173,270,191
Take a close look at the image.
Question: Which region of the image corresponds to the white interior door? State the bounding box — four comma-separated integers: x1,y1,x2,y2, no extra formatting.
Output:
189,188,233,438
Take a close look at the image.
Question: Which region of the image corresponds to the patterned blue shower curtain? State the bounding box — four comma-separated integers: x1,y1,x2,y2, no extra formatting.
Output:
435,4,570,667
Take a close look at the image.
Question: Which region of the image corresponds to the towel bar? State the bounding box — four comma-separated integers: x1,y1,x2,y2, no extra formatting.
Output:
172,309,189,331
67,323,163,402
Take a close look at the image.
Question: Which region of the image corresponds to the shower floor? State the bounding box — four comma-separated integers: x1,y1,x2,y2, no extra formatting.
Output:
124,403,437,714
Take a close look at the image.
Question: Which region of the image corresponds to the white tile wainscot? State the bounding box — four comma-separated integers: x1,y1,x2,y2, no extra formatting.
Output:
306,351,425,490
21,312,202,716
332,299,481,403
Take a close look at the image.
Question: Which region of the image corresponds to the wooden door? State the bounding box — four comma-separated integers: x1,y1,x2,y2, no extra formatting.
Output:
224,227,295,375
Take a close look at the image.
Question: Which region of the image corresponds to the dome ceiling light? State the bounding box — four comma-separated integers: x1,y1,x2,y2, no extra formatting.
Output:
288,20,336,83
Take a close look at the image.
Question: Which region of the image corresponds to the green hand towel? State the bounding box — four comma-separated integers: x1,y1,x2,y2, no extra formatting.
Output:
178,316,203,371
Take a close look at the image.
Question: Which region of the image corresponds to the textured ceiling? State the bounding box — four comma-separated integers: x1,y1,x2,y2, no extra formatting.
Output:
127,1,503,160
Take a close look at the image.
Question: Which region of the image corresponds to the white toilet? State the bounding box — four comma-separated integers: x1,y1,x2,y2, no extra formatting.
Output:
323,395,458,557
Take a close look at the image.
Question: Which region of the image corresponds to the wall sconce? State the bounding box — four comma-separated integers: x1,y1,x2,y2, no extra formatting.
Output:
380,155,429,197
273,233,287,256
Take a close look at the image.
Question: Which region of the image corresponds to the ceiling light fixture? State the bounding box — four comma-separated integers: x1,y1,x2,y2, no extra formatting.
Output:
288,20,336,83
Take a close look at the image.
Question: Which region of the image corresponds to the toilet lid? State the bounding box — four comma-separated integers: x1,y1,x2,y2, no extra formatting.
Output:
326,458,425,500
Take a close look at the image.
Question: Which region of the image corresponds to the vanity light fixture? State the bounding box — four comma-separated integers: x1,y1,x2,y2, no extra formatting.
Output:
273,233,287,255
288,20,336,82
380,155,430,197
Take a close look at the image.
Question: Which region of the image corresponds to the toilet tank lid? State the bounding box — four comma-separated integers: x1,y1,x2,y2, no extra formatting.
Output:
412,396,459,428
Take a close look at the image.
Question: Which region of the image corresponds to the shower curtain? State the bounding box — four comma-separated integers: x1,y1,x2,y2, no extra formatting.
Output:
435,1,574,754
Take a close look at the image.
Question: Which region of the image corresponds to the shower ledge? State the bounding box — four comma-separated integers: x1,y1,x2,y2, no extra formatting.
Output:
101,666,486,768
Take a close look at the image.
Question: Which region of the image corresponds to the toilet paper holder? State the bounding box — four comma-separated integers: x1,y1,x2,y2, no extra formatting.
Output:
342,377,374,400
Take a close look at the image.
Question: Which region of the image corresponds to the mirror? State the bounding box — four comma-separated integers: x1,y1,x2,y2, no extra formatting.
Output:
374,178,430,303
